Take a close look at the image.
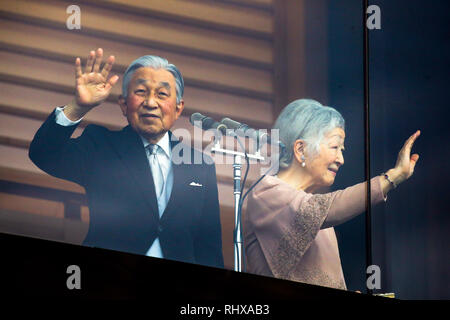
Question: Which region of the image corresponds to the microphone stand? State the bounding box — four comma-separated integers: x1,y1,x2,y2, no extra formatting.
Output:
211,132,265,272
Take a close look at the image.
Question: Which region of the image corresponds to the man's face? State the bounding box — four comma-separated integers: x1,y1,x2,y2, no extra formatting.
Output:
119,67,184,143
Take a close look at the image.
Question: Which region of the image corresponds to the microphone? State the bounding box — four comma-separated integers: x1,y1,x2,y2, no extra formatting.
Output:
221,117,286,155
220,117,272,145
190,112,227,135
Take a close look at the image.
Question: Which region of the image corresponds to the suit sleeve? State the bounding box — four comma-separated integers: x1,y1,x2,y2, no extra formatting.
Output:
29,108,94,187
193,160,224,268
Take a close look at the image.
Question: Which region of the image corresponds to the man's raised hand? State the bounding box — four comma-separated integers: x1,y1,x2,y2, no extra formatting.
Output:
74,48,119,109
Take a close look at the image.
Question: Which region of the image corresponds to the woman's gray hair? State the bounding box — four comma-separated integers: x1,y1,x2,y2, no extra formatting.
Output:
121,55,184,104
273,99,345,169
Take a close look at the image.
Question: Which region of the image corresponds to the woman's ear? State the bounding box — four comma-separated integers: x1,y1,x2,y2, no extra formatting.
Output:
293,139,306,164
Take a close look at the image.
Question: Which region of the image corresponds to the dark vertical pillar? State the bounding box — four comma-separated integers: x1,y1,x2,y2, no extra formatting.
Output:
362,0,373,295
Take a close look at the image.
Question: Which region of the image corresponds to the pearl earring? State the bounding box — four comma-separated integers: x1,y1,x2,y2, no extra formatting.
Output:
301,155,306,167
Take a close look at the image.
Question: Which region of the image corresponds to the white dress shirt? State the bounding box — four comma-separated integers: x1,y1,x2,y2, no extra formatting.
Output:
54,106,173,258
140,132,173,258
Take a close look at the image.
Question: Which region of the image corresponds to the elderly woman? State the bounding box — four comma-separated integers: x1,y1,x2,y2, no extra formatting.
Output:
243,99,420,290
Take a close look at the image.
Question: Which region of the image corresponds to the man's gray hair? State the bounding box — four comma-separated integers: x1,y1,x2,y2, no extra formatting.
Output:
273,99,345,169
121,55,184,104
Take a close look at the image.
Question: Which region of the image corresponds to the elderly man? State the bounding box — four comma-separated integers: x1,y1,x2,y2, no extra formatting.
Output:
29,48,224,268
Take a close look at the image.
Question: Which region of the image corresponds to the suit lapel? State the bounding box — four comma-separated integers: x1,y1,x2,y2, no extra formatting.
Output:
112,126,159,221
110,128,194,225
160,133,192,224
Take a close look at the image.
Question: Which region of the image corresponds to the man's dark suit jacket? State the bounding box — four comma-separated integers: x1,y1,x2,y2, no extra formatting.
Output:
29,109,224,268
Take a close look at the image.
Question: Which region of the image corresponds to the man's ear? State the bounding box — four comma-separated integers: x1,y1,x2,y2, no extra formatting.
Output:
175,99,185,120
118,95,127,117
293,139,306,164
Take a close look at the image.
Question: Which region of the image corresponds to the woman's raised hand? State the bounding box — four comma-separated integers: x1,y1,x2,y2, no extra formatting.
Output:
392,130,421,184
74,48,119,109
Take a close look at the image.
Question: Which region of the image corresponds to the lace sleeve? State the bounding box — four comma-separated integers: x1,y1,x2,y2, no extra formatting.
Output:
258,192,336,279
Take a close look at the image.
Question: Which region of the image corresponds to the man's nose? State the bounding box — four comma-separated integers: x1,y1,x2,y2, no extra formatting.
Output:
144,94,158,108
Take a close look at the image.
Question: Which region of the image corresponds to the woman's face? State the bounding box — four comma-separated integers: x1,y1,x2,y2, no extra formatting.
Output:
304,127,346,188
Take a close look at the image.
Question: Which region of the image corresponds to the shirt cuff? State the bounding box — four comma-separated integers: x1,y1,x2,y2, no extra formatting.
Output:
55,106,83,126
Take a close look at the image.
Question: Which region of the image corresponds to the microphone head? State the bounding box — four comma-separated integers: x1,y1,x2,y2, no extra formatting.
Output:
190,112,227,134
190,112,205,125
201,117,216,130
220,117,242,129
